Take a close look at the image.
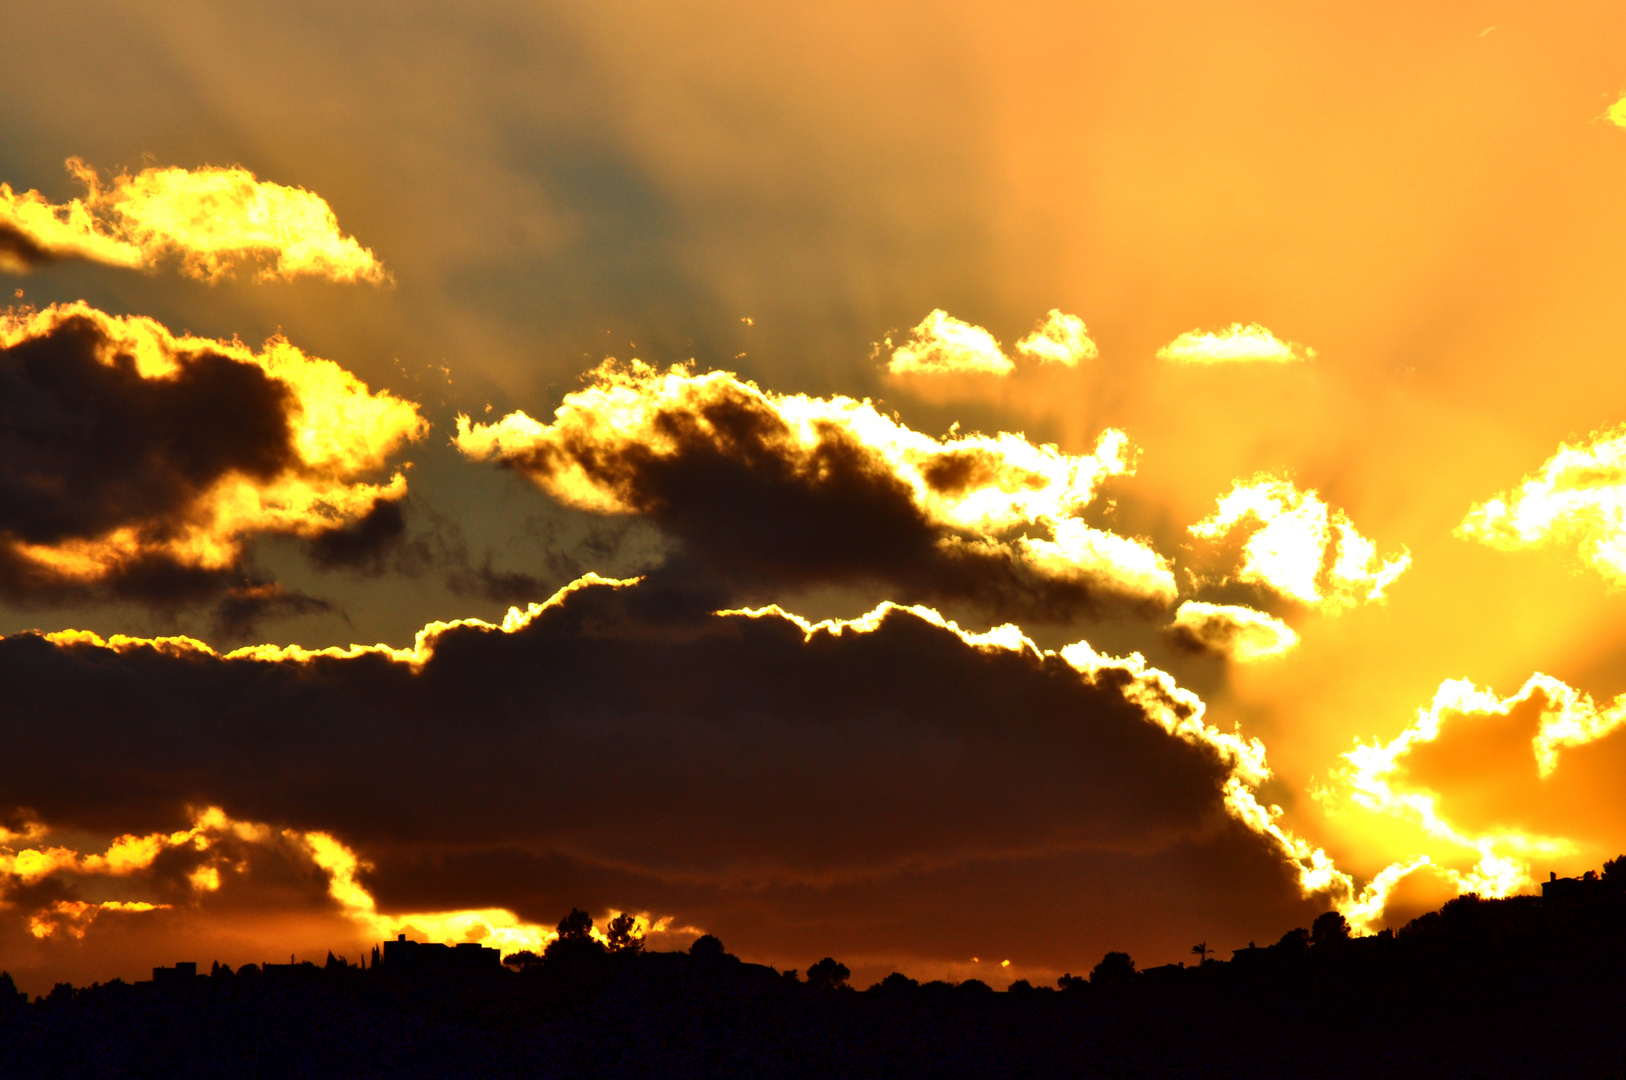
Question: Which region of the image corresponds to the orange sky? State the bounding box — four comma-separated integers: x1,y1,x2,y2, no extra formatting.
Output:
2,0,1626,994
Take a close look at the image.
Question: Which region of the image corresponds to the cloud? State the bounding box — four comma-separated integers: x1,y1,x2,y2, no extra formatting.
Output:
1013,309,1097,366
884,309,1096,377
885,309,1012,376
1607,94,1626,130
1156,322,1314,364
0,302,425,609
0,158,388,283
1166,601,1298,662
1456,424,1626,588
0,574,1353,981
454,360,1176,619
1189,474,1409,613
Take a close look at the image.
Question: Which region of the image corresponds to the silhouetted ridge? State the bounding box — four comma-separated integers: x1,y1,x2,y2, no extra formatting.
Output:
4,864,1626,1078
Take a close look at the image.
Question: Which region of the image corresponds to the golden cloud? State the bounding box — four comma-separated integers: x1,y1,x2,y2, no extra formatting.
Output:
1457,424,1626,587
1156,322,1313,364
885,308,1096,377
1167,601,1298,662
886,309,1012,376
1013,309,1097,366
454,360,1176,613
0,302,425,603
1190,474,1410,613
0,158,387,283
0,806,593,959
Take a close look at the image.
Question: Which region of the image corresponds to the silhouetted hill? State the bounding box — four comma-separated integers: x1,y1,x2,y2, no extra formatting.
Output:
3,869,1625,1078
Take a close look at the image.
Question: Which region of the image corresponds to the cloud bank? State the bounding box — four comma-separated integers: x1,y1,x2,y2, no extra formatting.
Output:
0,159,388,283
455,360,1175,619
0,574,1338,981
0,302,424,610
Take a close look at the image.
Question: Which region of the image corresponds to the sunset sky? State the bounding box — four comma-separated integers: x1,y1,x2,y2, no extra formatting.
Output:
3,0,1626,995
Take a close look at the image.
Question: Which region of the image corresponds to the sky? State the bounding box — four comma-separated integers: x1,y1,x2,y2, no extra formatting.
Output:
2,0,1626,994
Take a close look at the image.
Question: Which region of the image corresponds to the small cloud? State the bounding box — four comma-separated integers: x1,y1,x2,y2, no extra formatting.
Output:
1014,309,1097,366
1190,474,1408,613
1457,423,1626,587
1167,601,1298,662
886,310,1013,376
1607,93,1626,130
1156,322,1313,365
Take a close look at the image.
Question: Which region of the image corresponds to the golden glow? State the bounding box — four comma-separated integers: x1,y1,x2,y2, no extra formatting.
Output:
1457,424,1626,588
1013,309,1096,366
0,158,388,283
30,901,166,941
886,309,1013,376
455,361,1176,603
1156,323,1313,365
0,302,425,582
1190,475,1410,612
1168,601,1298,662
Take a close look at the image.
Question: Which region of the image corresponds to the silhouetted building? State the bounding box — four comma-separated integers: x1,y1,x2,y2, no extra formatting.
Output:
1542,870,1614,909
151,962,197,989
381,934,500,973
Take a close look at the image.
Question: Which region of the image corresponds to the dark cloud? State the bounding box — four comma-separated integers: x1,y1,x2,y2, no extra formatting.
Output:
213,583,334,638
0,313,294,546
0,303,425,614
0,223,57,272
0,576,1321,973
306,499,410,573
457,365,1176,622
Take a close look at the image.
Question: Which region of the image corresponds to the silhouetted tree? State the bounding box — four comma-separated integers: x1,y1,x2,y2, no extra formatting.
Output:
1090,952,1135,987
807,957,851,990
1275,927,1310,955
606,912,644,954
873,972,918,991
543,909,608,977
1057,973,1088,993
1190,942,1210,965
555,908,595,941
1311,911,1351,949
502,950,541,970
690,934,726,960
781,968,801,983
1603,855,1625,883
0,972,22,1008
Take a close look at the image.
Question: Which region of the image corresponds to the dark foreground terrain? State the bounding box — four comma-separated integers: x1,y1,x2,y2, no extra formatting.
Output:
5,875,1626,1079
